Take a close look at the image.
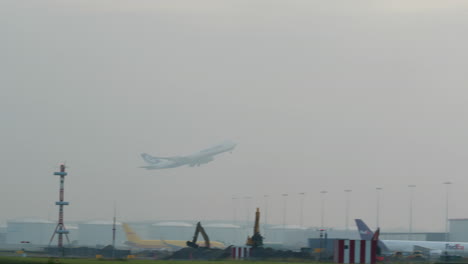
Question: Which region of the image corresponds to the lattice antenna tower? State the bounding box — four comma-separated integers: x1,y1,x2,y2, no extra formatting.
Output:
49,164,70,247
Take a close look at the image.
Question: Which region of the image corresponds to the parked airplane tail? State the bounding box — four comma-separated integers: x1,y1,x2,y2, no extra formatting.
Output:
355,219,390,252
355,219,375,240
122,223,143,243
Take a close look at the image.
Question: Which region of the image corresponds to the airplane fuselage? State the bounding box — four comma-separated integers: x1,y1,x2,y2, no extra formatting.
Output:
141,160,180,170
122,223,225,250
140,141,236,170
355,219,468,256
382,240,468,254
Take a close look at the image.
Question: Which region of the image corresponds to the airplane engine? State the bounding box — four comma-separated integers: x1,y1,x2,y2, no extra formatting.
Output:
199,156,214,164
190,156,214,167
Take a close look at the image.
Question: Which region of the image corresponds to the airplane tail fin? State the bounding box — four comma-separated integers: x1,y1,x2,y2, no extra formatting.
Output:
122,223,143,243
372,227,380,241
355,219,389,253
355,219,375,240
141,153,162,164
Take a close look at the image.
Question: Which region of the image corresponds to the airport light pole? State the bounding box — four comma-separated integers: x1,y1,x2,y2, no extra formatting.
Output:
376,187,383,228
232,196,238,226
282,193,288,243
244,196,252,228
344,189,352,235
320,191,328,228
408,185,416,240
282,194,288,227
112,202,116,259
443,181,452,241
264,195,269,235
299,192,305,228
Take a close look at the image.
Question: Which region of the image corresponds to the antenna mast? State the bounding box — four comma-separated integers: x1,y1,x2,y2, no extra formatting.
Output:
49,164,70,248
112,203,116,258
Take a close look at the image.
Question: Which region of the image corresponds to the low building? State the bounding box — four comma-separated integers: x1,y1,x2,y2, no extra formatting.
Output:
265,225,319,249
380,232,445,241
449,219,468,242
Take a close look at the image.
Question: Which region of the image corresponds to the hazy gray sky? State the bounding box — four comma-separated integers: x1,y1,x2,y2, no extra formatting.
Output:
2,0,468,232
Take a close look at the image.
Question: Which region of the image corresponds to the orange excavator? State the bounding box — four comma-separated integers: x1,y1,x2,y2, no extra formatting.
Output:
186,222,210,248
246,208,263,248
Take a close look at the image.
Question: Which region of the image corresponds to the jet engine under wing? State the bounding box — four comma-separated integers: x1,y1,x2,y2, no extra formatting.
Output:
189,156,214,167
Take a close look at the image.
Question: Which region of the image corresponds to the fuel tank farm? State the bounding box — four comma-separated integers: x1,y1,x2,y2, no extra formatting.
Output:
150,222,194,240
203,223,242,245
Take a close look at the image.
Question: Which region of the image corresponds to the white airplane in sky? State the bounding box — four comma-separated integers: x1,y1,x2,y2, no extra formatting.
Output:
140,141,236,170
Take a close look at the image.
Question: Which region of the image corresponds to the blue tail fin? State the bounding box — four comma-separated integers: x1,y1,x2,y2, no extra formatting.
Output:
355,219,375,240
355,219,389,252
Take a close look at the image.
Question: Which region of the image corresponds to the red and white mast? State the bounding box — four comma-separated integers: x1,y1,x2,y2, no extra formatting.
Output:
49,164,70,247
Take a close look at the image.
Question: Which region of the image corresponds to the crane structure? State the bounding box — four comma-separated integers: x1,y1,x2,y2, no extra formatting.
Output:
246,208,263,248
186,222,210,248
49,164,70,248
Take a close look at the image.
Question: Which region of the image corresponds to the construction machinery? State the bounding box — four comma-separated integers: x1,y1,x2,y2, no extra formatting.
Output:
246,208,263,248
186,222,210,248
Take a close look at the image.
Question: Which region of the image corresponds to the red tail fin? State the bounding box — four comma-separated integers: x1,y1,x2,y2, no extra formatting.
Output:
372,227,380,241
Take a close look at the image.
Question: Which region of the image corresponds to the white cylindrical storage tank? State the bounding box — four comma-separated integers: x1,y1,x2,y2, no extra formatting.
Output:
204,223,241,245
0,223,6,244
6,218,55,245
264,225,319,248
150,222,193,240
265,225,287,244
65,224,78,244
449,219,468,242
281,225,310,249
78,220,125,247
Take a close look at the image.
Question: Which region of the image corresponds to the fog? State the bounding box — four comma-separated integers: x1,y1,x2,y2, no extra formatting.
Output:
2,0,468,232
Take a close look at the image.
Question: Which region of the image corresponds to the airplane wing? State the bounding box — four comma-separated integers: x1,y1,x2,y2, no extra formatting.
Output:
141,153,189,165
413,245,434,255
154,156,190,164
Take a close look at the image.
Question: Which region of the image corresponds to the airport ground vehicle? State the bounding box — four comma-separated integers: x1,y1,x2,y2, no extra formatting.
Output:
440,252,463,261
390,251,404,261
407,250,426,261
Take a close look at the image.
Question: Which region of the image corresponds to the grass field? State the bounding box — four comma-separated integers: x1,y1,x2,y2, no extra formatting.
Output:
0,257,321,264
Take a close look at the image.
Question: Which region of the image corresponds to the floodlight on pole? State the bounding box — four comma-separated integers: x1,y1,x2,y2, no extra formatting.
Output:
232,195,238,226
344,189,352,233
282,194,288,244
443,181,452,241
282,194,288,228
264,194,269,235
408,185,416,240
299,192,305,228
244,196,252,227
320,191,328,228
376,187,383,228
